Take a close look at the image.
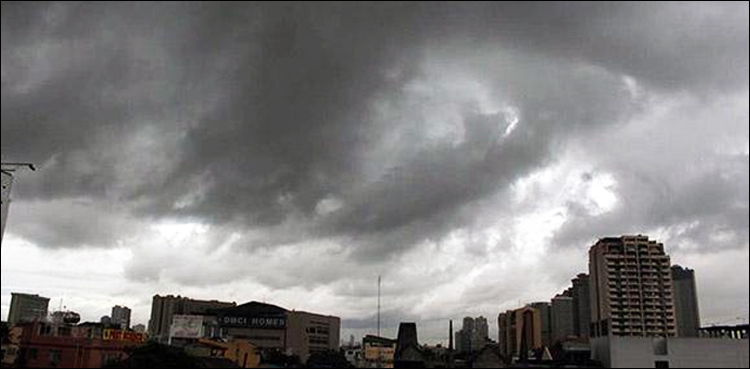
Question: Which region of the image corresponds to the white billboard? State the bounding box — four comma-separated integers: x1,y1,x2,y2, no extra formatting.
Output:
171,314,204,339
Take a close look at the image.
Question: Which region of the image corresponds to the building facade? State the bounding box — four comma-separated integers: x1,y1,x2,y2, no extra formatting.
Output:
498,306,542,359
589,235,677,338
671,265,700,337
8,293,50,325
473,316,489,350
148,295,236,343
13,321,144,368
570,273,591,339
363,335,396,368
111,305,131,330
528,302,551,347
551,295,574,343
211,301,340,362
456,316,489,353
591,335,749,368
457,317,474,353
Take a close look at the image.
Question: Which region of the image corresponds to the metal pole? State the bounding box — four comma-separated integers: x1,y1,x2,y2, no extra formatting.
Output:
377,275,381,338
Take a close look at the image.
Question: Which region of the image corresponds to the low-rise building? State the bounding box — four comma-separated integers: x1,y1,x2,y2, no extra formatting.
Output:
14,321,144,368
363,334,396,368
591,335,749,368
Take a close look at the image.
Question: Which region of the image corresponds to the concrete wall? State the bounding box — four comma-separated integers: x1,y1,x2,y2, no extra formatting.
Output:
668,338,749,368
592,336,750,368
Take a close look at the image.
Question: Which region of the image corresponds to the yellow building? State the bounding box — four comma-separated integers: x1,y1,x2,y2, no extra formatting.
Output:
498,306,542,359
363,335,396,368
186,338,260,368
225,338,260,368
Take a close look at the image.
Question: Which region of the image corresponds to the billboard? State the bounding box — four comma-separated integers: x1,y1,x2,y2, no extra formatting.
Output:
171,314,204,338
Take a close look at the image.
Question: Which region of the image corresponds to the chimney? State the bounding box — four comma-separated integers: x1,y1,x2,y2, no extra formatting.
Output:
449,320,454,351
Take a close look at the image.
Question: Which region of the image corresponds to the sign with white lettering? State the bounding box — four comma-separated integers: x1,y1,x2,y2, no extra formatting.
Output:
218,315,287,329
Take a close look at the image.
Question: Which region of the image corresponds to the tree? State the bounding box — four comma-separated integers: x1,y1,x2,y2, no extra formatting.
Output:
0,321,9,344
260,348,302,368
102,342,203,368
305,350,353,368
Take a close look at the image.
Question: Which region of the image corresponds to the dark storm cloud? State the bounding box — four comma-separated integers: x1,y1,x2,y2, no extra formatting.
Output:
2,1,747,260
6,199,141,249
553,152,750,253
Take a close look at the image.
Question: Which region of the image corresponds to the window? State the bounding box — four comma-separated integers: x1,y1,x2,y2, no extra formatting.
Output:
655,360,669,368
50,349,62,366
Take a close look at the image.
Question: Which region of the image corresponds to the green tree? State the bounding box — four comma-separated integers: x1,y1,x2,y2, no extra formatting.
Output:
305,350,353,368
102,342,203,368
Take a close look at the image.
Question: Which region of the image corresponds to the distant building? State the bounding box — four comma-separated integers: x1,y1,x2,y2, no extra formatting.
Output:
470,344,506,368
148,294,236,343
551,295,575,343
671,265,700,337
529,302,551,347
362,334,396,368
570,273,591,339
132,324,146,333
473,316,489,350
210,301,340,363
8,293,49,325
589,235,677,338
458,317,475,353
394,322,424,368
456,316,489,353
498,306,542,360
591,335,749,368
13,320,144,368
343,345,364,367
184,337,260,368
111,306,131,330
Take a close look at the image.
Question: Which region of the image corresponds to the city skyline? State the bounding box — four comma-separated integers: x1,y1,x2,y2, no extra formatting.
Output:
1,2,748,345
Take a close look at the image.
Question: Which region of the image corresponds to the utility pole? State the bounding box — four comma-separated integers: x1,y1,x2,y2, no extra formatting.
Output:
1,162,35,247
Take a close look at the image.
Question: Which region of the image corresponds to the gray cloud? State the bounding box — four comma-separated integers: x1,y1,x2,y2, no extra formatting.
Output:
2,2,748,342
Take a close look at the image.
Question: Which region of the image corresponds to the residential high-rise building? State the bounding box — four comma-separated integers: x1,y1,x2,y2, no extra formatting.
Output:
498,306,542,359
589,235,677,338
671,265,700,337
148,295,236,343
8,293,49,324
456,316,489,353
551,295,574,343
457,317,474,353
111,305,131,330
528,302,551,347
473,316,489,350
570,273,591,339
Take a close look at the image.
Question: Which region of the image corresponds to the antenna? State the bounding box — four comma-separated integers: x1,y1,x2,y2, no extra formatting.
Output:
377,275,381,337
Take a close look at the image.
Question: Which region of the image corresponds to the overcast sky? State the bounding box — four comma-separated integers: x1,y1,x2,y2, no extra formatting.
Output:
1,2,748,344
